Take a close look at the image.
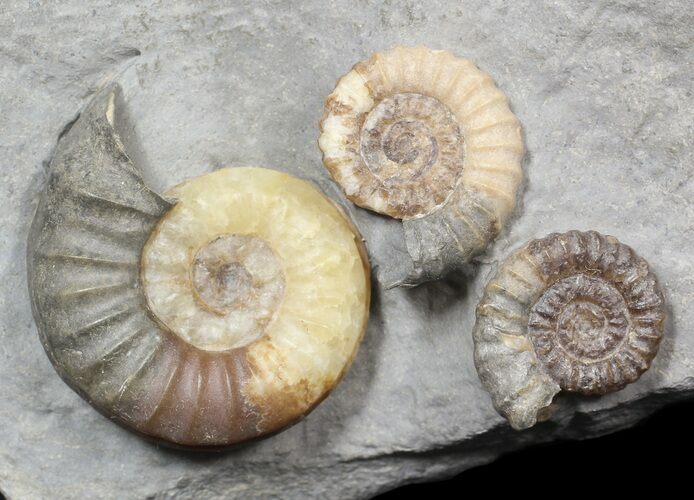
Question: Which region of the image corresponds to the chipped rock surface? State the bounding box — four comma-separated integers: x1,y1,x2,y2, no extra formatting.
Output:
1,1,693,498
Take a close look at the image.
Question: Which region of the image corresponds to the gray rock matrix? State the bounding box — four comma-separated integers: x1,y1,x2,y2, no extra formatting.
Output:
1,1,692,498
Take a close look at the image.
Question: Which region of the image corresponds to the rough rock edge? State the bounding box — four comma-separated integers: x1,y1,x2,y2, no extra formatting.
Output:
147,383,694,500
5,382,685,500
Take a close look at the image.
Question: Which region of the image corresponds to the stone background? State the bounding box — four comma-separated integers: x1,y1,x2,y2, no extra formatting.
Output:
1,1,692,498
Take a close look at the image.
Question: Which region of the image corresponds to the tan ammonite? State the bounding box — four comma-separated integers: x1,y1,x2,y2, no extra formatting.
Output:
27,84,371,448
319,46,524,286
473,231,666,430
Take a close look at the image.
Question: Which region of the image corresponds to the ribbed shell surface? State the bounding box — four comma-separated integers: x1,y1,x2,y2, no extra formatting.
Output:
28,85,370,448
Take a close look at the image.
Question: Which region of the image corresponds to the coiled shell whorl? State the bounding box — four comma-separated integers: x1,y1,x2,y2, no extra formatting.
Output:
473,231,666,430
319,46,524,286
27,84,371,448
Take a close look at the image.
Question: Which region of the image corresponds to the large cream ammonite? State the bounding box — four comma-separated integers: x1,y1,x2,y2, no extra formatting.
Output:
27,85,371,448
319,46,524,286
473,231,666,430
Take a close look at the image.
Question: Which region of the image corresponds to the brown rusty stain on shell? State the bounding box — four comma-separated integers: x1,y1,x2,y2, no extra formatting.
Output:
473,230,666,429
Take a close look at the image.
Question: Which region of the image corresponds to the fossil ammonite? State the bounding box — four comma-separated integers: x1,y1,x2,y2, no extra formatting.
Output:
27,84,371,448
473,231,666,429
319,46,524,286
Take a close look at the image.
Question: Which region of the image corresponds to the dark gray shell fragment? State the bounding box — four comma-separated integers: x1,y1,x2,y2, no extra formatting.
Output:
27,85,184,439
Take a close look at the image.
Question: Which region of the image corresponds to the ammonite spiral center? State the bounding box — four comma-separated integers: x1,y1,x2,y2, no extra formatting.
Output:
355,92,464,218
381,120,437,172
529,274,630,364
360,93,460,186
191,234,284,315
143,224,287,352
557,301,611,359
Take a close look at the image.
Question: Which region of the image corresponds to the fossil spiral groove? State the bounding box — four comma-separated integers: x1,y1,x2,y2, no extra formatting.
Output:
473,231,666,429
28,85,371,448
319,46,524,286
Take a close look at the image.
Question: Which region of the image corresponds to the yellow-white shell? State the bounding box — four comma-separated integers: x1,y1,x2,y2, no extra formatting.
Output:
140,167,372,440
319,46,524,285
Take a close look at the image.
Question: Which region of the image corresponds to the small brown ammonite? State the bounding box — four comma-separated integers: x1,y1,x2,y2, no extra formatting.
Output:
473,231,666,430
319,46,524,286
27,85,371,449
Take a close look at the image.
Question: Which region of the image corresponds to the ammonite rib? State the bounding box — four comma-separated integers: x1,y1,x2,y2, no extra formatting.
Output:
28,84,371,448
472,231,666,430
319,46,523,286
